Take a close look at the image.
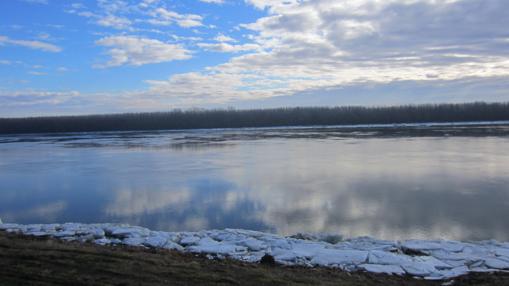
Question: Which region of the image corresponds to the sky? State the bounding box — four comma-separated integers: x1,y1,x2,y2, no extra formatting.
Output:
1,0,509,117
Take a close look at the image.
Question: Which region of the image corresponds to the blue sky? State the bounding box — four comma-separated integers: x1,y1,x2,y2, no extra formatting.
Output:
1,0,509,117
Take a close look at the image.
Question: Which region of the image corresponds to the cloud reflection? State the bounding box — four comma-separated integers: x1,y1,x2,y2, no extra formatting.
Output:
105,188,191,216
218,137,509,240
3,130,509,241
1,201,67,223
96,135,509,240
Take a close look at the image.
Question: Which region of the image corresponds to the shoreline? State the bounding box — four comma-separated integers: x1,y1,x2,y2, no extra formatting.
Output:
2,120,509,137
1,221,509,282
2,231,509,286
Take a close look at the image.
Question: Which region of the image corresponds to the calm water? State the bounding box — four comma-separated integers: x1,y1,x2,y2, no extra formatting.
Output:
1,123,509,241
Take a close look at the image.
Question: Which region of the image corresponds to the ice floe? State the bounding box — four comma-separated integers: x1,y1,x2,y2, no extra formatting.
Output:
1,221,509,280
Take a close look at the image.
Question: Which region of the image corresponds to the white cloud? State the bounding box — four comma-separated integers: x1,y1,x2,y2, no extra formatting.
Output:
95,35,192,67
142,69,299,106
138,0,509,105
70,2,85,9
20,0,48,4
245,0,301,12
198,42,260,53
149,7,203,28
97,0,130,14
96,14,132,29
0,90,79,107
200,0,224,4
215,33,236,42
139,0,159,8
0,35,62,52
171,35,203,42
29,71,47,76
37,32,51,40
9,0,509,112
67,0,206,32
0,60,11,65
67,1,133,30
0,90,79,98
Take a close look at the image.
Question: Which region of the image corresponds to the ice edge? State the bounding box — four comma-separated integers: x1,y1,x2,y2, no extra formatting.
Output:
1,221,509,281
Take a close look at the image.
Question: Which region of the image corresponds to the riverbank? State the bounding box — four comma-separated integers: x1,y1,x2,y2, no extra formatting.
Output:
2,222,509,283
2,232,509,286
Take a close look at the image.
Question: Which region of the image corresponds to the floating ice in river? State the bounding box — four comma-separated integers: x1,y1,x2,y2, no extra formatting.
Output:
1,221,509,280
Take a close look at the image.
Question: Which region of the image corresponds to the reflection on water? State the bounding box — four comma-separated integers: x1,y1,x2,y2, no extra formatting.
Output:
1,124,509,241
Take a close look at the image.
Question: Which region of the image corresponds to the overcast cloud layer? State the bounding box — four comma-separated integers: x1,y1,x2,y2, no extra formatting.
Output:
1,0,509,116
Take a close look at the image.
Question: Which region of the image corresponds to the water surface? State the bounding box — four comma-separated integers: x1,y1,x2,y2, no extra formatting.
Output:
1,123,509,241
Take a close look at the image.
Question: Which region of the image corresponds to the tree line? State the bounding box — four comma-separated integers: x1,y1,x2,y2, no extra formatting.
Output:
1,102,508,134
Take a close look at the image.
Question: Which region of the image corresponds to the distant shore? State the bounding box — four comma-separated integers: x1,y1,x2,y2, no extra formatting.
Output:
2,102,509,134
2,231,509,286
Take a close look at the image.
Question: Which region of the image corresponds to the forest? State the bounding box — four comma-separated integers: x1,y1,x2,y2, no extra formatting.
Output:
1,102,508,134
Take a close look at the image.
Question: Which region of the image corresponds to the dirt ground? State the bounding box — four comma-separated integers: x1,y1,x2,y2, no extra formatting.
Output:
1,231,508,286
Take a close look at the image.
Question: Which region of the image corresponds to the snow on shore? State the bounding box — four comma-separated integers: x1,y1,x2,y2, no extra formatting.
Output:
1,221,509,280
